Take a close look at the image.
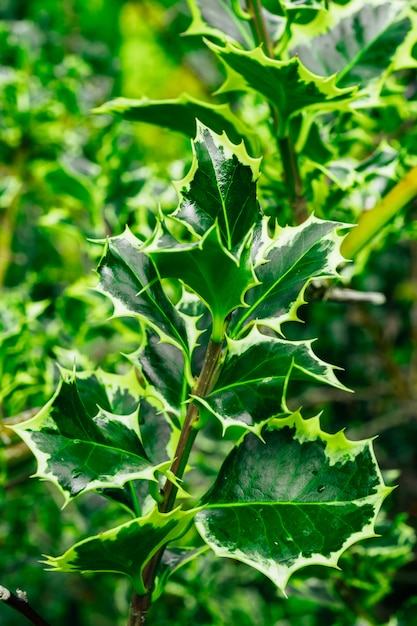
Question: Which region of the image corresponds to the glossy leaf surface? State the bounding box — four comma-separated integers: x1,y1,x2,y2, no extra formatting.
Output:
196,412,391,590
229,214,348,337
12,371,160,504
195,328,348,432
144,224,257,342
44,507,198,594
96,228,189,352
172,124,261,252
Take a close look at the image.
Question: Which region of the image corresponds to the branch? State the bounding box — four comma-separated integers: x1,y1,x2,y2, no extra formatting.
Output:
0,586,51,626
127,337,225,626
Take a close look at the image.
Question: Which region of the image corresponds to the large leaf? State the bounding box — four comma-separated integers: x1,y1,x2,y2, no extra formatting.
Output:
194,327,348,432
207,41,356,137
43,507,198,595
292,1,412,88
229,214,348,338
93,94,257,153
96,227,190,353
171,124,261,252
195,412,392,591
144,223,257,342
12,371,164,505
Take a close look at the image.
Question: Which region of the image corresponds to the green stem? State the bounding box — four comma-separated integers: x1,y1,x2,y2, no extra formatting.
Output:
245,0,307,223
127,336,225,626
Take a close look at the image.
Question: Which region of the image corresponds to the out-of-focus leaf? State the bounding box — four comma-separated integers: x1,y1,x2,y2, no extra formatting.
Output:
93,94,257,153
207,41,356,137
293,2,412,87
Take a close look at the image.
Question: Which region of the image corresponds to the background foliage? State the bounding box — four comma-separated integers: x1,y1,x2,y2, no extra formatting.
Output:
1,1,417,625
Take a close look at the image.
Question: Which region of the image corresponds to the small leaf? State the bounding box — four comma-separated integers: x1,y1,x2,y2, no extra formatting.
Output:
230,214,348,337
172,124,262,251
144,223,257,342
195,411,392,591
93,93,257,152
96,227,190,353
207,41,356,137
292,1,412,88
12,373,164,504
43,507,199,595
195,327,348,432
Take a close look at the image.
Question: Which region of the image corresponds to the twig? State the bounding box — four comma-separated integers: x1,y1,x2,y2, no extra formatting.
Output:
0,586,51,626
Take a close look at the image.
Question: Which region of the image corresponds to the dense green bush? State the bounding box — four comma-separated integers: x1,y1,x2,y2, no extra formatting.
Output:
1,2,417,625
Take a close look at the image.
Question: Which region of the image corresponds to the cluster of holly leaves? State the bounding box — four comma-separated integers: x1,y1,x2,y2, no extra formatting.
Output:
9,0,417,623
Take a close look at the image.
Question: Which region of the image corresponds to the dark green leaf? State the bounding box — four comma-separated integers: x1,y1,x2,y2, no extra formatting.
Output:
172,124,261,251
196,412,392,590
195,327,348,432
144,223,257,342
12,372,164,504
96,228,190,353
44,507,199,594
229,214,348,338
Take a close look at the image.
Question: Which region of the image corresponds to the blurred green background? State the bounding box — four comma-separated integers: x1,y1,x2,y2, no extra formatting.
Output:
1,1,416,624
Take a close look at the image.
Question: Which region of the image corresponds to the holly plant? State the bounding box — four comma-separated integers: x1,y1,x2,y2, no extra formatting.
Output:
9,0,417,624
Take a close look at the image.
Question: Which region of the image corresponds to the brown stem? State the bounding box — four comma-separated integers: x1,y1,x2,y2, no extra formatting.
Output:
127,337,224,625
0,586,51,626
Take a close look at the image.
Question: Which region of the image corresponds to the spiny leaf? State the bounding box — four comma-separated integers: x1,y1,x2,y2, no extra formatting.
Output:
207,40,356,137
171,124,262,252
194,327,348,433
130,327,189,419
43,507,199,595
11,371,165,505
229,214,349,338
93,93,257,153
143,223,257,342
95,227,190,353
195,411,392,591
292,1,412,88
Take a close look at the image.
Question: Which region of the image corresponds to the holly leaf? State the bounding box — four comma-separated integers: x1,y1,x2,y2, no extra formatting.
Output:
93,94,257,153
144,223,257,342
12,372,165,505
96,227,190,353
229,214,348,338
185,0,254,47
130,328,189,418
43,507,199,595
292,1,412,88
207,41,356,137
194,327,348,432
171,124,262,251
195,411,392,591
